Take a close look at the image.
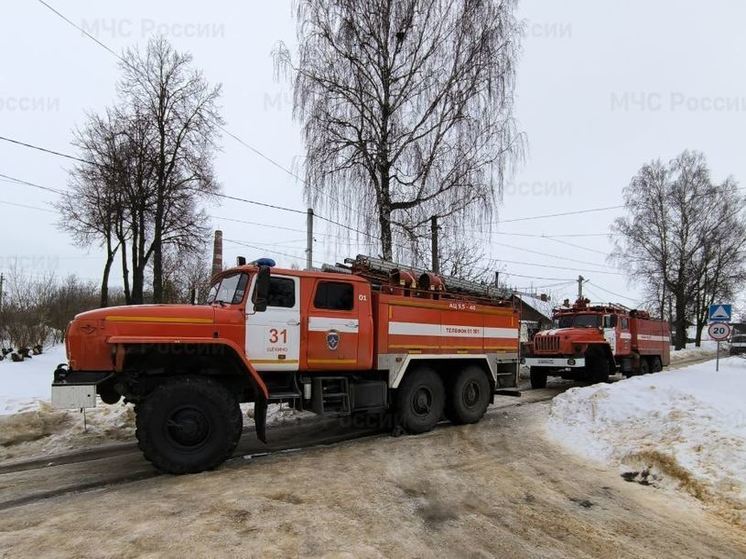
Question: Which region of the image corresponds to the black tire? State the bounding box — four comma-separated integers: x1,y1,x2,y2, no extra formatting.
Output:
639,358,650,375
587,352,611,383
98,387,121,405
136,376,243,474
448,365,491,425
649,356,663,373
530,367,548,389
396,367,445,434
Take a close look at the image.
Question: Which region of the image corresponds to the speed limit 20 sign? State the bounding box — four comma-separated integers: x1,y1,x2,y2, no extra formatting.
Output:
708,322,732,341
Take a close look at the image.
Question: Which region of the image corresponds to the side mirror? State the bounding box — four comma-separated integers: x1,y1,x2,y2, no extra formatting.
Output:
253,266,270,312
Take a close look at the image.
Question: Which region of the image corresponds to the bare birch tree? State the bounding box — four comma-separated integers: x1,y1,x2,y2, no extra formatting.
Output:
612,151,746,349
275,0,524,260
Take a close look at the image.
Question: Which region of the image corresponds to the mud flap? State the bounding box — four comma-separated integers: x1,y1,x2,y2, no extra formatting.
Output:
254,396,268,443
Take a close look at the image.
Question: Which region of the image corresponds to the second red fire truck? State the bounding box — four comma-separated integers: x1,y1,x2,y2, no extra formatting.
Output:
523,298,671,388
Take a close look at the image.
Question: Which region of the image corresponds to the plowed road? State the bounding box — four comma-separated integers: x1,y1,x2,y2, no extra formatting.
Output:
1,360,744,557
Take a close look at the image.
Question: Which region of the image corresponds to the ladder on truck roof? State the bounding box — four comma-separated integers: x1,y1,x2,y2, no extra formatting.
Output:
323,254,512,304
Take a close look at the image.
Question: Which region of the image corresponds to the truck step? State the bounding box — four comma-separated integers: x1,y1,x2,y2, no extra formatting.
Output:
267,391,301,401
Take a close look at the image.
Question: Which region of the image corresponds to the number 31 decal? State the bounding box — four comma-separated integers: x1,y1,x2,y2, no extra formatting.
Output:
269,328,288,344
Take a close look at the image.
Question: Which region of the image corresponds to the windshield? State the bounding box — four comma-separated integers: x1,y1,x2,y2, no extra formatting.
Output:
206,273,249,305
555,314,601,329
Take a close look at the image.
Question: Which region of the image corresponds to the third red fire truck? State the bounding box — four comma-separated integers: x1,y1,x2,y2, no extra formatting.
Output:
522,298,670,388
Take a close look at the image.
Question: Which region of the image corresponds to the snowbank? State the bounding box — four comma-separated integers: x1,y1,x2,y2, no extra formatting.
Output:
0,344,65,414
547,357,746,525
669,340,720,364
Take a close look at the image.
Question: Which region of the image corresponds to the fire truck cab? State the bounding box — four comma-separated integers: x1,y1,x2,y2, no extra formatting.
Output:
522,299,670,388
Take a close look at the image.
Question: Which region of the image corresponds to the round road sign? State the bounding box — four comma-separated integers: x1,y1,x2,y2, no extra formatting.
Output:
708,322,732,341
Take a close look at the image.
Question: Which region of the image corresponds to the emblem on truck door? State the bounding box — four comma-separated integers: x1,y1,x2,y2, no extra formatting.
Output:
327,330,340,350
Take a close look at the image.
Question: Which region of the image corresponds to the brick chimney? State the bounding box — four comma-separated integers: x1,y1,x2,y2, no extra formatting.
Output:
211,229,223,277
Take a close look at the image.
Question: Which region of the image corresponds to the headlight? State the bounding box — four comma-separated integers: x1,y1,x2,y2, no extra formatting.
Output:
567,358,576,366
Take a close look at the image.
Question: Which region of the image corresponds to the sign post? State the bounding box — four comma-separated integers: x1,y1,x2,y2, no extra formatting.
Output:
708,322,732,371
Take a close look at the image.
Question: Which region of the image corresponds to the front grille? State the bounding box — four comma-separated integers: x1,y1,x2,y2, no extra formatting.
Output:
534,335,560,352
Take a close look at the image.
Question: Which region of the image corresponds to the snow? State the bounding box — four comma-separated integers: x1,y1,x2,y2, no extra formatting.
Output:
0,344,65,415
547,355,746,524
669,340,720,364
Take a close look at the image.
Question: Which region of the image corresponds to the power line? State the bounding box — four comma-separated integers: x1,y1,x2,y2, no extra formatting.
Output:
0,135,87,164
512,280,576,292
223,238,321,266
499,271,577,282
491,240,610,268
0,172,65,195
586,281,641,303
543,236,611,257
499,205,624,224
210,215,307,235
215,193,306,215
495,258,624,276
0,200,56,213
36,0,123,60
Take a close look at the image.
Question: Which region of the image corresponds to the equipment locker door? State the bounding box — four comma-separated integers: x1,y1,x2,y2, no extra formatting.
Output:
618,317,632,354
305,279,360,370
246,275,300,371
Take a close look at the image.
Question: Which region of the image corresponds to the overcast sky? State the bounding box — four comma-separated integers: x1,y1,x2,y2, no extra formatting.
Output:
1,0,744,309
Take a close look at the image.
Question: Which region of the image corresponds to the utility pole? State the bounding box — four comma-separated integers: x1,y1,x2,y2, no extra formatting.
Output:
494,271,499,288
306,208,314,271
431,215,439,274
0,272,4,313
577,274,585,300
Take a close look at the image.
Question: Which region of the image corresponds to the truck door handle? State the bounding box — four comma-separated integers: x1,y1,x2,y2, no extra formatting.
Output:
287,320,300,326
345,322,358,329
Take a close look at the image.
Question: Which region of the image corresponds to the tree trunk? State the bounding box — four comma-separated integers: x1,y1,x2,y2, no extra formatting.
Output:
695,317,705,347
378,200,393,260
100,237,116,308
673,290,688,350
120,239,131,304
153,235,163,302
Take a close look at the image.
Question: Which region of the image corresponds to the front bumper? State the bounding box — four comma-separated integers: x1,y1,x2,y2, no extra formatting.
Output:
51,365,113,409
522,357,586,368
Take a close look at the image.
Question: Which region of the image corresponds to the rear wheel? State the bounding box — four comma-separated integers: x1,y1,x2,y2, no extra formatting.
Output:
396,367,445,434
529,367,548,389
649,356,663,373
136,376,243,474
639,358,650,375
448,366,491,424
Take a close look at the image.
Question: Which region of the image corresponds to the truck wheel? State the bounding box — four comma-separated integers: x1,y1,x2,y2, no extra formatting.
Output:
136,377,243,474
649,356,663,373
529,367,547,389
396,367,445,434
448,366,491,424
639,358,650,375
588,354,611,383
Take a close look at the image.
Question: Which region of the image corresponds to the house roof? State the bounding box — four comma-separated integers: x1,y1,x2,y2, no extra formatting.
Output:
515,294,554,321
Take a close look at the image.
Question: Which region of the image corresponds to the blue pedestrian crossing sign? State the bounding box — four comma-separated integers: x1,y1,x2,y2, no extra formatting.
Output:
708,304,732,323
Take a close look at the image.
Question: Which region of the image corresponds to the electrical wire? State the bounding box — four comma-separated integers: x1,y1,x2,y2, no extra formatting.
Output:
495,258,624,276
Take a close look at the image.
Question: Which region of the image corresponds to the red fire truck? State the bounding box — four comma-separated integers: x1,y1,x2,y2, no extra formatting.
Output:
522,298,670,388
51,255,520,474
